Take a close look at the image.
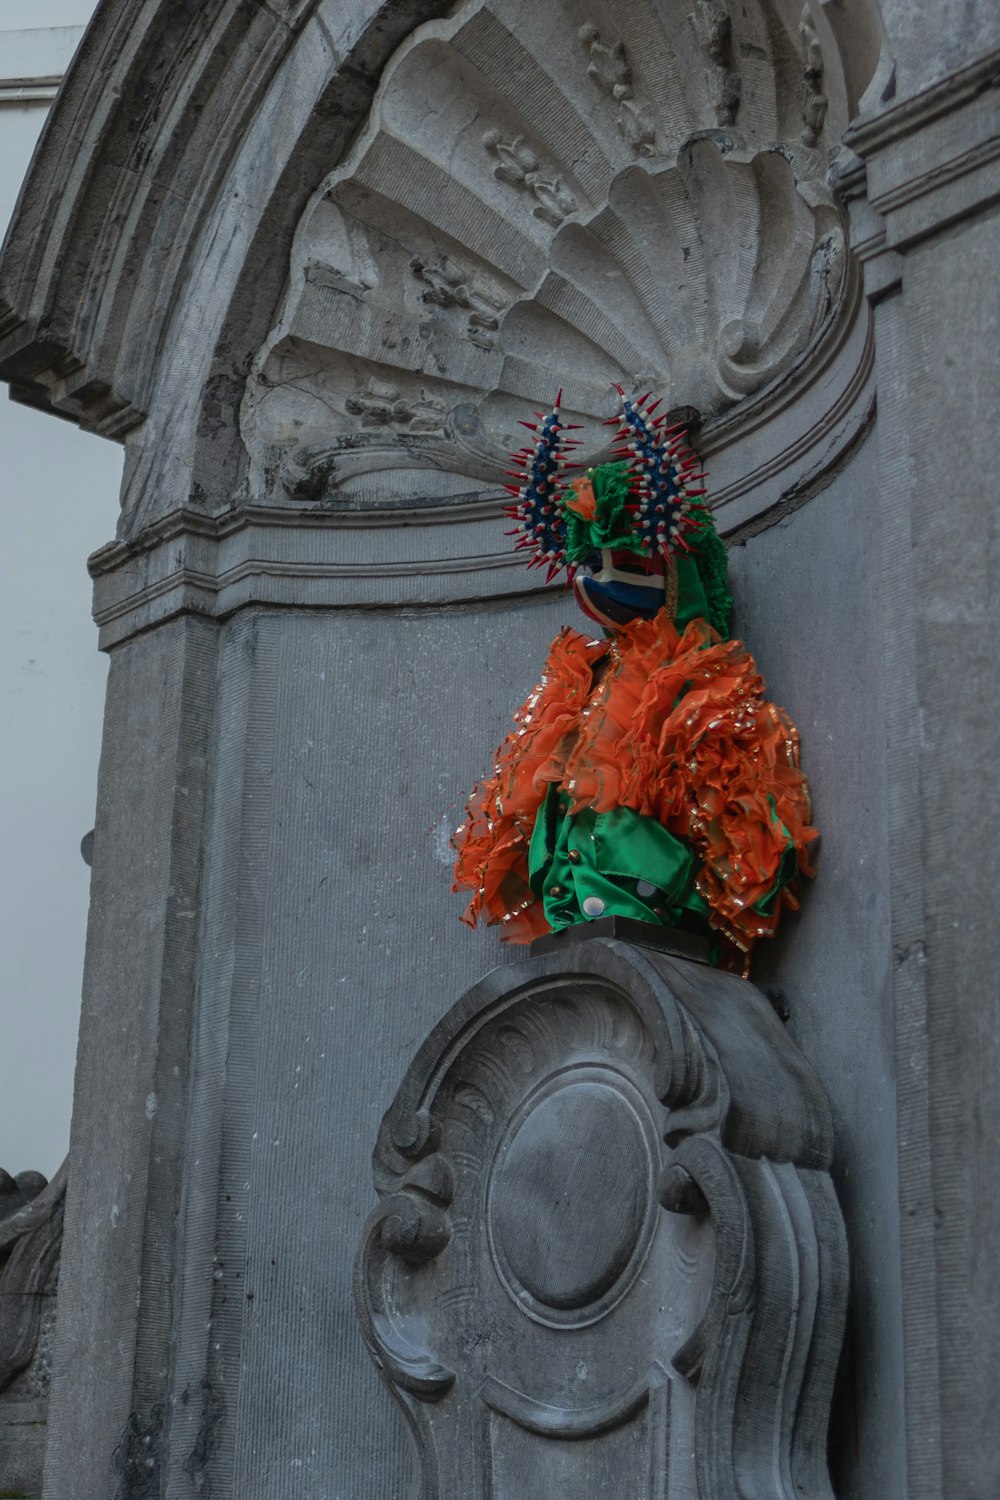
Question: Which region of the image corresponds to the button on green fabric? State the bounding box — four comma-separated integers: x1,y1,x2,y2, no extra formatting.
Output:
527,785,712,939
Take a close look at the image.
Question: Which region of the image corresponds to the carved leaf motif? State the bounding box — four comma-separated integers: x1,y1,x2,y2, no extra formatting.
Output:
579,22,657,157
799,5,829,146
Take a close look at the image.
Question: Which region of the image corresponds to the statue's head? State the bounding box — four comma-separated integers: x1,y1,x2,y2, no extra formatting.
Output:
503,389,729,635
562,466,672,630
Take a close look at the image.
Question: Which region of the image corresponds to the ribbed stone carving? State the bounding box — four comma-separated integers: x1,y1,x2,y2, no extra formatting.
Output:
243,0,849,507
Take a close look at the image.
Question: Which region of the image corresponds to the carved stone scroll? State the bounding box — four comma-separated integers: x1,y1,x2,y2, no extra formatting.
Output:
0,1160,66,1498
356,938,847,1499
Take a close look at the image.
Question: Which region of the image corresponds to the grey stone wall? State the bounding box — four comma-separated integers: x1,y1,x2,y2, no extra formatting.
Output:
1,1,999,1498
731,432,905,1500
179,599,569,1496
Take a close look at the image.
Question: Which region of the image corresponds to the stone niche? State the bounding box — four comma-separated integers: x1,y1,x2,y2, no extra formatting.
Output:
357,939,847,1500
0,1,889,1497
243,0,872,541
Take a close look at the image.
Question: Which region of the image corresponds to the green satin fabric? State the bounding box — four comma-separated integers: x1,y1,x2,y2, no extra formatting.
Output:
528,787,711,934
674,554,711,631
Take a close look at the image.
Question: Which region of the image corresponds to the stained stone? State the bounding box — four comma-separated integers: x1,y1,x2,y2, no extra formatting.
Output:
0,1,997,1497
490,1079,654,1314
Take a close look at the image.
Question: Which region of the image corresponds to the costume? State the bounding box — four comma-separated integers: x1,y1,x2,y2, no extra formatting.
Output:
452,392,816,966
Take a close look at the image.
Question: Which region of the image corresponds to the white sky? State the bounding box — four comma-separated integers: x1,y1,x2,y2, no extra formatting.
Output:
1,2,95,30
0,6,123,1177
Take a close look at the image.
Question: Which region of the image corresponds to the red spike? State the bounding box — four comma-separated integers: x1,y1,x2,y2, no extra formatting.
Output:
554,387,563,408
518,420,539,432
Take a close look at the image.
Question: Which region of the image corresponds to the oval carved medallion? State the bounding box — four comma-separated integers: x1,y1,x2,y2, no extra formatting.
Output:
487,1067,658,1327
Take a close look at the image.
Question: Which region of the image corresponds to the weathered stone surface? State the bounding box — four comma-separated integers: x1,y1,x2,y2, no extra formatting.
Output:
1,1,998,1498
730,436,906,1500
357,938,848,1499
0,0,879,622
245,3,854,498
0,1163,65,1500
842,47,1000,1500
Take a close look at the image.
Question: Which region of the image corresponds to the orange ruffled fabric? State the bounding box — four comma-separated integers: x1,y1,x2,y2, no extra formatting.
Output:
452,611,817,953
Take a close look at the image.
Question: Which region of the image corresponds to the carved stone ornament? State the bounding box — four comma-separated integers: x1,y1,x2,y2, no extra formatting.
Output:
243,0,858,518
0,1161,66,1497
356,938,847,1499
0,1162,65,1397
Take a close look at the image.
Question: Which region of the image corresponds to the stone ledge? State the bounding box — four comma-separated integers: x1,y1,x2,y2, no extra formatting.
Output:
846,48,1000,250
88,502,550,645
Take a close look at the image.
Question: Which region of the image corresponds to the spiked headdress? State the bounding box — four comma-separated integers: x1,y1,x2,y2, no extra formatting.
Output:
502,388,710,582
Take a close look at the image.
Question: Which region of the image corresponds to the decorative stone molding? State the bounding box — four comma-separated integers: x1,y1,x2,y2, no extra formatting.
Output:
0,1163,65,1396
799,6,829,147
233,0,876,574
0,0,882,558
689,1,741,129
0,1161,66,1499
357,938,847,1499
845,46,1000,256
0,0,457,482
85,497,544,647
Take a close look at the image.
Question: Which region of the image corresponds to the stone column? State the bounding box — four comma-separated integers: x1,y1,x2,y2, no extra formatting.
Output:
845,40,1000,1500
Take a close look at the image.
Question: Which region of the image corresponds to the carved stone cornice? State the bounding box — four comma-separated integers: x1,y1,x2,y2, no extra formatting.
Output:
87,499,543,646
844,46,1000,256
846,46,1000,157
357,939,847,1500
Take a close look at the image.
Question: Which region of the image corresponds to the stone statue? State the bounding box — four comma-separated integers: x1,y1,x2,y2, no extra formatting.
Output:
453,392,817,969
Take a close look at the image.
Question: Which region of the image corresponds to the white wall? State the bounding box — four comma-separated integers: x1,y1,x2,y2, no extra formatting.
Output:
0,15,123,1176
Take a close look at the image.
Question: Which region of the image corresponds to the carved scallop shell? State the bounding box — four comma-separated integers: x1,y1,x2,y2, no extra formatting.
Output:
242,0,848,504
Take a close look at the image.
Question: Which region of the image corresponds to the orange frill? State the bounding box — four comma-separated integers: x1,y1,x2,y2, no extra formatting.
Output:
452,612,817,953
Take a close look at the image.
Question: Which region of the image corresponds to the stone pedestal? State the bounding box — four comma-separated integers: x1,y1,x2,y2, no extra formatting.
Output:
2,3,998,1498
358,939,847,1499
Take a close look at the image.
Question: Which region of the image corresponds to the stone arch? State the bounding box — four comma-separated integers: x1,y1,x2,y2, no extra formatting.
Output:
0,5,901,1500
0,0,887,565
